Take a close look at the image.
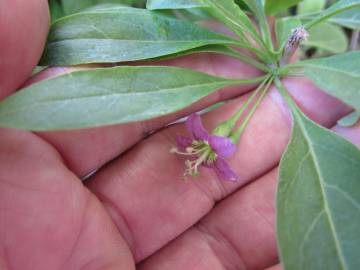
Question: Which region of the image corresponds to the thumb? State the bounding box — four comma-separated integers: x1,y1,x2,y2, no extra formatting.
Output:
0,0,49,100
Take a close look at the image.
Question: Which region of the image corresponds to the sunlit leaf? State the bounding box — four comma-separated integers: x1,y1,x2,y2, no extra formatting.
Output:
276,79,360,270
0,66,264,130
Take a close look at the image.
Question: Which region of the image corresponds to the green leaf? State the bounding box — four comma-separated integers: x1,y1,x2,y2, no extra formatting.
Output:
147,0,267,60
303,23,348,53
330,8,360,30
276,79,360,270
265,0,302,16
242,0,273,49
146,0,206,10
298,0,326,14
294,51,360,112
49,0,65,22
149,44,269,71
305,0,360,29
338,111,360,127
0,66,264,131
202,0,261,43
62,0,144,14
40,7,237,66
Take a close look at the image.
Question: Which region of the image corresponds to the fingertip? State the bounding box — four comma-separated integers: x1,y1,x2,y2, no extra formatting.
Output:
0,0,50,99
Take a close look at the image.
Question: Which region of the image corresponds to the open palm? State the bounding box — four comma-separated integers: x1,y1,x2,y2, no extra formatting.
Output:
1,1,359,270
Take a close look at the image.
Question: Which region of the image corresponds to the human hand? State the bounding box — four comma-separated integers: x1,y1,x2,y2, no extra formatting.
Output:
1,1,360,270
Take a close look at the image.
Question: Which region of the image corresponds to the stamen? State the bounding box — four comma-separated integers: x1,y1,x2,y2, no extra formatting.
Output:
170,147,201,156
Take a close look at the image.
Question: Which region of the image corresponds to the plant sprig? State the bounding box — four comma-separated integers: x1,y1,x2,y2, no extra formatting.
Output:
1,1,360,268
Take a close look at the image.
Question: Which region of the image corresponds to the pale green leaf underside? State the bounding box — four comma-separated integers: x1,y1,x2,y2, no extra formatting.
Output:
295,51,360,111
146,0,206,9
41,7,236,66
278,106,360,270
0,66,260,131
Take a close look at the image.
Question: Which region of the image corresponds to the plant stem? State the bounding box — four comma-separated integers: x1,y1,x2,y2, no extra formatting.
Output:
230,76,274,143
258,16,274,53
226,47,270,72
235,40,274,65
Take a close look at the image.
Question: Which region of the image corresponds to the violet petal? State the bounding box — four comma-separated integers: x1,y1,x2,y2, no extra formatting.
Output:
213,158,238,182
209,135,236,158
186,113,210,141
176,135,193,151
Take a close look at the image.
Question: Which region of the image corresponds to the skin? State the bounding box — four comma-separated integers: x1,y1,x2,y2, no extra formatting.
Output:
0,1,359,269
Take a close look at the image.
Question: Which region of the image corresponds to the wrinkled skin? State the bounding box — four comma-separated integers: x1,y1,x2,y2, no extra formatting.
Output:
0,1,359,270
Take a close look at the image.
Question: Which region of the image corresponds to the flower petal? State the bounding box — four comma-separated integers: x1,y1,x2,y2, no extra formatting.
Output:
209,135,236,158
186,113,209,141
175,135,193,151
213,158,238,182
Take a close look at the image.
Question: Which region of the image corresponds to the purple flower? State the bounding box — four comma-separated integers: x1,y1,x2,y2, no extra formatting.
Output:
171,113,238,182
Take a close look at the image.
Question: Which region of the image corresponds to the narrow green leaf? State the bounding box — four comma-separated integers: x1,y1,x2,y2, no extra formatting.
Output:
0,66,264,131
40,7,237,66
303,23,348,53
276,79,360,270
338,111,360,127
294,51,360,112
202,0,261,44
147,0,267,60
305,0,360,29
62,0,144,14
242,0,273,49
265,0,302,16
146,0,206,10
149,44,270,71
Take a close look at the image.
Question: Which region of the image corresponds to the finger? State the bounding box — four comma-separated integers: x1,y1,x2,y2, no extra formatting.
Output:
0,129,134,270
34,54,262,177
0,0,49,99
139,119,360,270
138,169,278,270
86,77,351,262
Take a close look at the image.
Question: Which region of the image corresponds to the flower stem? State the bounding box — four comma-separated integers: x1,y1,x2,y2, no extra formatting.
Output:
212,76,271,137
229,77,274,144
